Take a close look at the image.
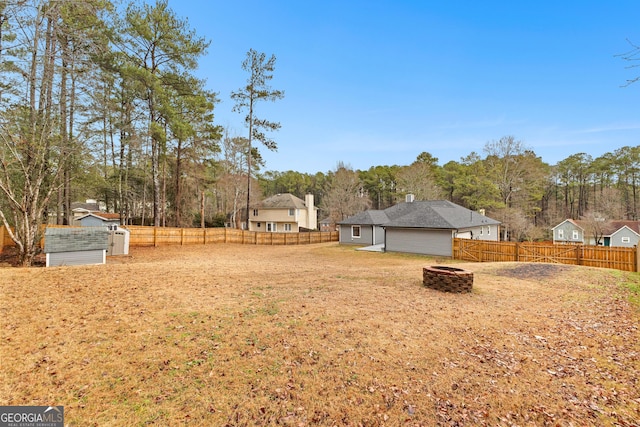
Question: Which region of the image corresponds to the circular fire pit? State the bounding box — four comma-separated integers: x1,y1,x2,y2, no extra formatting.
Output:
423,266,473,293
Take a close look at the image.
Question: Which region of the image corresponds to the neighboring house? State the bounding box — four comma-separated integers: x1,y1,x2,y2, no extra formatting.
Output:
605,223,640,247
338,196,501,256
71,200,102,221
319,217,336,232
249,193,318,232
48,200,120,225
552,219,585,244
76,213,121,227
552,219,640,247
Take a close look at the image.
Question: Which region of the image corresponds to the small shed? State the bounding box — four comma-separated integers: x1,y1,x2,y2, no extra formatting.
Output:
76,213,121,227
44,227,109,267
107,226,130,256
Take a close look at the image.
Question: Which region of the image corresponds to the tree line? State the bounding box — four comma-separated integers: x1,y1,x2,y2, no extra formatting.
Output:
267,139,639,243
0,1,637,266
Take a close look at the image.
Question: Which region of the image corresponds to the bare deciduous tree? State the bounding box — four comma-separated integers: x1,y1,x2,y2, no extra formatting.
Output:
320,164,371,225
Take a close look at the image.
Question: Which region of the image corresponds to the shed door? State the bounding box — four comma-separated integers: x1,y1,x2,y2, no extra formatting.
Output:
385,228,452,256
109,231,126,255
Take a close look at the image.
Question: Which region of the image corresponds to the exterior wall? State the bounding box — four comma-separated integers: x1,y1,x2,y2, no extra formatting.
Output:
458,225,499,241
46,249,106,267
249,207,317,232
296,207,313,229
78,216,108,227
252,220,300,233
250,208,298,232
339,224,377,245
385,228,453,256
373,226,385,245
609,228,640,248
304,194,318,230
553,221,584,244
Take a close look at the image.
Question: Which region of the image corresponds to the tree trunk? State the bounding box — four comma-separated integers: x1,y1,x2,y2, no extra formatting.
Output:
175,137,183,227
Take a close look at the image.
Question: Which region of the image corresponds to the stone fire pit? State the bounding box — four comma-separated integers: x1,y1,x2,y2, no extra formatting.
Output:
423,265,473,293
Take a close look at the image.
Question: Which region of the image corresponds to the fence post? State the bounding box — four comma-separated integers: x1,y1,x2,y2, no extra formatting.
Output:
0,225,4,253
576,245,582,266
154,227,158,247
181,228,185,245
515,242,520,262
636,245,640,273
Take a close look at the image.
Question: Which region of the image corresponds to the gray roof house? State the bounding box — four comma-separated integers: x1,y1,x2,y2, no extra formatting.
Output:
339,197,501,256
338,210,390,246
552,219,640,247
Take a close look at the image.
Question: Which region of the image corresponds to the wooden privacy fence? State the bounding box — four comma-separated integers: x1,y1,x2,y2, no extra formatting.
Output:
0,225,12,252
0,225,339,252
453,238,640,272
106,226,339,247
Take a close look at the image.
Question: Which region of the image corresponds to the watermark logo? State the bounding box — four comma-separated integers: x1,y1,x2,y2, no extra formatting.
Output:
0,406,64,427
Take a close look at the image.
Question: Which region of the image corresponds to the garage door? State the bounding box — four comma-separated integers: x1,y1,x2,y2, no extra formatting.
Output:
385,228,452,256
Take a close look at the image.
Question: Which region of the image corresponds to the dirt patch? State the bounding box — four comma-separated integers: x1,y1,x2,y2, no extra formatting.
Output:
0,247,45,267
1,243,639,426
495,262,575,279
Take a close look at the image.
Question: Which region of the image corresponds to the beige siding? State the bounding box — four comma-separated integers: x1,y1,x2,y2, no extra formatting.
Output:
249,207,317,232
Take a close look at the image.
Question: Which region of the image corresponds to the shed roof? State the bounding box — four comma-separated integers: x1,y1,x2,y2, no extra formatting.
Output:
44,227,109,253
77,213,120,222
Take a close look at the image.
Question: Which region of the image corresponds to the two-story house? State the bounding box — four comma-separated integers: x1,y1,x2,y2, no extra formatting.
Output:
552,219,640,247
249,193,318,232
551,219,585,244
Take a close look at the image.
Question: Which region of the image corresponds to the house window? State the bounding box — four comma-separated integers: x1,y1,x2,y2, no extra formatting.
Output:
253,209,258,216
267,222,276,232
487,226,490,235
480,227,483,235
257,223,261,228
284,224,292,232
572,230,579,240
352,225,361,238
288,208,295,216
558,229,564,239
621,237,631,243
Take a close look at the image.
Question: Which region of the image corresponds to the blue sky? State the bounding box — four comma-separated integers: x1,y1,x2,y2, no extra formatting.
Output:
168,1,640,174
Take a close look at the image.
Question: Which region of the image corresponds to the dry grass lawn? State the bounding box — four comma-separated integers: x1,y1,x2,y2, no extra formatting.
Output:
1,243,639,426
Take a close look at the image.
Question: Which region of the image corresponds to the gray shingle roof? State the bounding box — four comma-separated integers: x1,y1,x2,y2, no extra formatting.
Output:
257,193,308,209
339,210,389,225
339,200,500,229
569,219,640,236
71,202,100,212
44,227,109,253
